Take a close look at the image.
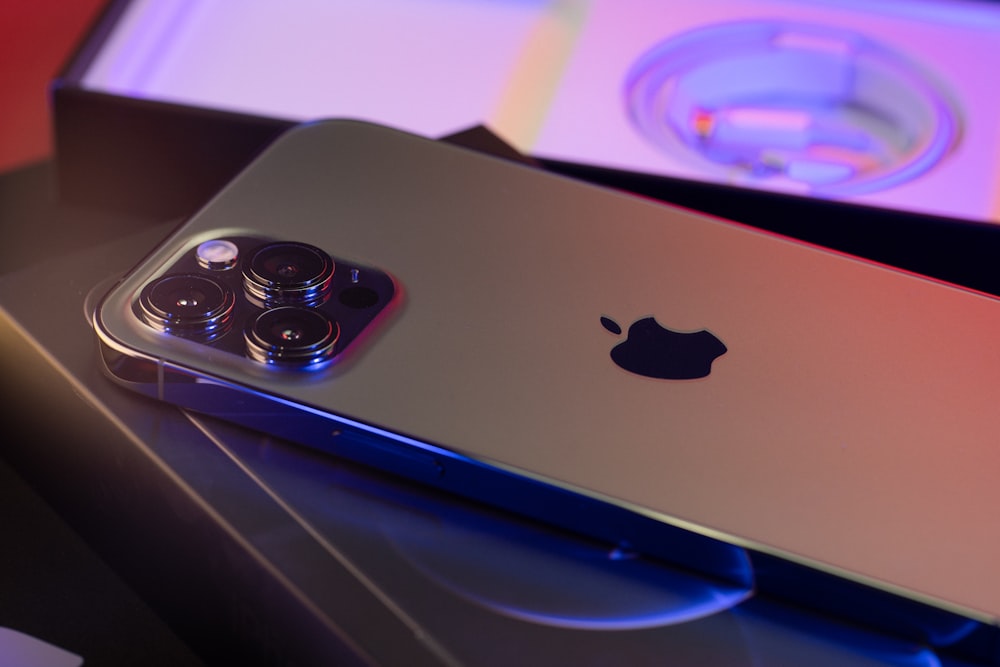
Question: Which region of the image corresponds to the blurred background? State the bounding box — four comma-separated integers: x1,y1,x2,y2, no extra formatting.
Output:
0,0,104,172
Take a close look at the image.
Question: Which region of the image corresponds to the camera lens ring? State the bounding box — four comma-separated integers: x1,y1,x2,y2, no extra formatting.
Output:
243,242,334,307
138,273,236,340
245,306,339,366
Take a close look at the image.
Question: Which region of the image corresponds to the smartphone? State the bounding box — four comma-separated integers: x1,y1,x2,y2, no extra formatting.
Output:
94,120,1000,654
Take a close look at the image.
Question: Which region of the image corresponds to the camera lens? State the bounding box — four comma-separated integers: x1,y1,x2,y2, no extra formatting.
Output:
245,307,339,365
243,242,334,307
139,274,235,339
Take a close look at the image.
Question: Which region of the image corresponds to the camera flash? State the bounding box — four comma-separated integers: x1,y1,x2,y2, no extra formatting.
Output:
196,240,239,270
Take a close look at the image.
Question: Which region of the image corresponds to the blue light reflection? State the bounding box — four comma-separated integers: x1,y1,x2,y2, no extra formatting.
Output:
377,485,753,631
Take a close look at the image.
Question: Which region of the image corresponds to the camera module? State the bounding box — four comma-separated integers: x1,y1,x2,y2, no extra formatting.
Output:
139,274,236,340
243,242,334,307
245,307,339,366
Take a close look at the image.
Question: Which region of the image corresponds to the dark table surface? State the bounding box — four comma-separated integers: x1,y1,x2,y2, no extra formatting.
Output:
0,162,205,665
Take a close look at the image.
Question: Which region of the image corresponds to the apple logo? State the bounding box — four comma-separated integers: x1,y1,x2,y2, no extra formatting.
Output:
601,316,726,380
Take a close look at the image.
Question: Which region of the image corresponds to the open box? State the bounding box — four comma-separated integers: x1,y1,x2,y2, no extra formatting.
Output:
52,0,1000,293
55,0,1000,217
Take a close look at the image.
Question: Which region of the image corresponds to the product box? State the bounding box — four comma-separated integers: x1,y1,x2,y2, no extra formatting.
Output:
53,0,1000,292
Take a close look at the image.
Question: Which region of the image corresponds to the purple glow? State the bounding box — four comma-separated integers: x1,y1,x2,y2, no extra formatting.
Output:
624,20,962,197
80,0,1000,220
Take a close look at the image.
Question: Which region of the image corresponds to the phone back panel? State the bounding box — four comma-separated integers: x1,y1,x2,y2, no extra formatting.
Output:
96,120,1000,622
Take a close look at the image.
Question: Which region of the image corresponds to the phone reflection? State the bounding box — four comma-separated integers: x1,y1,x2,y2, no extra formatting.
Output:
188,411,967,666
